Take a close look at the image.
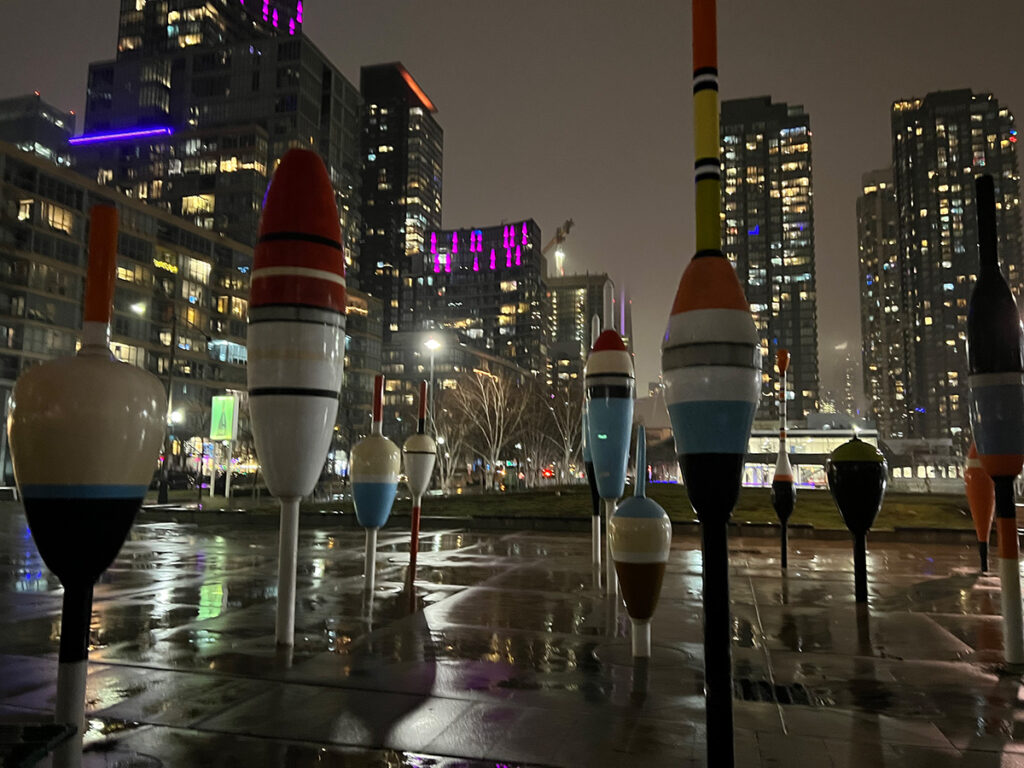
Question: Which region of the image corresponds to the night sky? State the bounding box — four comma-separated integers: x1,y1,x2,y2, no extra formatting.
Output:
1,1,1022,399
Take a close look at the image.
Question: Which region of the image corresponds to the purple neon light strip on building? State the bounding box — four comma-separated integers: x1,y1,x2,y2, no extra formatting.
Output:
490,249,496,270
68,127,174,146
297,1,303,22
473,255,479,272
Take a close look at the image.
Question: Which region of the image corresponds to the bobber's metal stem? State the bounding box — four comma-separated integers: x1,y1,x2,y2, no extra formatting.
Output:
853,533,868,604
780,523,789,570
995,477,1024,664
701,520,734,767
979,541,989,573
364,527,378,597
591,515,602,589
275,497,300,646
631,619,651,658
604,498,617,597
54,583,93,768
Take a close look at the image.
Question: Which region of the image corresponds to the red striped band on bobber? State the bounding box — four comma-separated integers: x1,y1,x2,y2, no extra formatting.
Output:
250,270,346,312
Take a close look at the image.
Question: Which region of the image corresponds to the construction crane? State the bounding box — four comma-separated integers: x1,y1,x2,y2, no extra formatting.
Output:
541,219,574,276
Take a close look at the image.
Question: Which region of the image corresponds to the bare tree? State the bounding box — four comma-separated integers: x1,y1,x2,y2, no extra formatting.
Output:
434,387,469,495
447,369,527,492
543,379,584,483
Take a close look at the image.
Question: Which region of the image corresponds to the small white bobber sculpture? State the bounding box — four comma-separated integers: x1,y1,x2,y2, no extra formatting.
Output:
351,374,400,597
403,380,436,574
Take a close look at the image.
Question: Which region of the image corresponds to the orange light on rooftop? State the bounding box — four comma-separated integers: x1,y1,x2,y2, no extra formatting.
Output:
398,66,437,113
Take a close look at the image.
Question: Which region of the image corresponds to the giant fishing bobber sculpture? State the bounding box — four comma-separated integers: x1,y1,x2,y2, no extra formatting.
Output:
582,314,602,586
826,437,887,603
771,349,796,569
247,148,347,647
966,173,1024,665
660,1,762,763
351,374,400,597
585,326,636,599
609,426,672,659
964,442,995,573
403,380,436,575
8,205,166,767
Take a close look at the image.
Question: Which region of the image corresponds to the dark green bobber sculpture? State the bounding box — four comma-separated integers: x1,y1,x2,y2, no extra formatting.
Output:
826,437,887,603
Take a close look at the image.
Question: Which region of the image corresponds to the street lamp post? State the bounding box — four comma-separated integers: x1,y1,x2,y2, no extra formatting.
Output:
157,308,177,504
424,337,441,436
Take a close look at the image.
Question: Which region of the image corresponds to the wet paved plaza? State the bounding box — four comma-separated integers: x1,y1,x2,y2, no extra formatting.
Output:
3,507,1024,766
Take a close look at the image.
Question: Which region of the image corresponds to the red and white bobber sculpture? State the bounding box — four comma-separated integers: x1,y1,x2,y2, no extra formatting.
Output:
351,374,400,597
8,205,166,767
609,426,672,658
403,381,436,575
246,149,347,646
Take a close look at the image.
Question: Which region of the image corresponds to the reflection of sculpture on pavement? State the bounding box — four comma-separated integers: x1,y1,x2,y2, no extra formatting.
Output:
8,205,166,767
660,2,762,765
246,149,347,647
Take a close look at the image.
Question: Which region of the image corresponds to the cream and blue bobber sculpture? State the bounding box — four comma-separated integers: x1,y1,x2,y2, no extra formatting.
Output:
403,380,436,574
247,148,347,647
609,426,672,658
9,205,166,767
585,327,636,598
352,374,400,597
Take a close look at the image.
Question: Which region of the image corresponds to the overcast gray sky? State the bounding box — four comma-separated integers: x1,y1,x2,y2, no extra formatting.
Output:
1,0,1022,399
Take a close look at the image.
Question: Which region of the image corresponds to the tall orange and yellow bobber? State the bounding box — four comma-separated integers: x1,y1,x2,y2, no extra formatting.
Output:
582,314,602,587
660,1,761,763
965,442,995,573
247,149,347,647
609,426,672,659
8,206,166,767
966,174,1024,665
771,349,796,569
351,374,400,598
403,381,436,576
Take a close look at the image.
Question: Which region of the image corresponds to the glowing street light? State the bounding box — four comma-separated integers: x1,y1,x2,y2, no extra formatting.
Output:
424,336,442,434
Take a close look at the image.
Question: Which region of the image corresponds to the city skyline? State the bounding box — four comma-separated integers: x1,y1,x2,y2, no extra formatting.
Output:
1,1,1022,397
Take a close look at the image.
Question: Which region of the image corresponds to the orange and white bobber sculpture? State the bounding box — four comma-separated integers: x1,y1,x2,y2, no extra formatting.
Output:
965,442,996,573
403,381,436,574
609,426,672,659
247,149,347,647
8,205,165,767
351,374,401,597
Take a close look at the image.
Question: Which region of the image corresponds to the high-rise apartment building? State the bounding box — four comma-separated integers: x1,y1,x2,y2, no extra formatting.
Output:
889,90,1023,441
857,169,906,437
0,94,75,168
75,1,363,270
358,63,443,339
424,220,549,376
547,272,613,381
721,97,819,421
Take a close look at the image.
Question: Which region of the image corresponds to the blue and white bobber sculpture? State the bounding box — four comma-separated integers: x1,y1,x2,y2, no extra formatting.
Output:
9,206,166,766
585,328,636,597
351,374,400,596
246,148,347,646
403,380,436,573
609,427,672,658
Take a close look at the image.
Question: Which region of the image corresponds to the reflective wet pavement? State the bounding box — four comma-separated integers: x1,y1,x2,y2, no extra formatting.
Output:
3,508,1024,766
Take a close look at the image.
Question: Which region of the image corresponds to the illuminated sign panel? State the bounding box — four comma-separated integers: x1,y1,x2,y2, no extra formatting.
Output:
210,395,239,441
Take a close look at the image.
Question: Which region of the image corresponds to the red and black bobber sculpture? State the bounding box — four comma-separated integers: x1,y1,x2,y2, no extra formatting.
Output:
966,173,1024,665
771,349,796,569
247,148,347,646
8,206,166,766
965,441,995,573
826,437,887,603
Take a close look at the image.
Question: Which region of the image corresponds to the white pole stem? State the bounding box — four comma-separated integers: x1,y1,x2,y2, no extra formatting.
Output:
53,659,87,768
224,441,232,499
604,498,617,598
275,498,300,646
364,527,378,596
591,515,602,589
631,619,652,658
1000,556,1024,664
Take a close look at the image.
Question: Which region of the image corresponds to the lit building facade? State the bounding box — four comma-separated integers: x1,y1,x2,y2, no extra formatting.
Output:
547,272,613,381
76,1,363,268
358,63,443,338
424,220,549,376
721,96,820,422
857,169,906,437
0,94,75,168
890,90,1023,441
